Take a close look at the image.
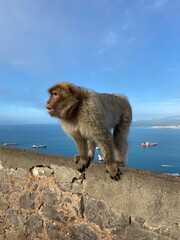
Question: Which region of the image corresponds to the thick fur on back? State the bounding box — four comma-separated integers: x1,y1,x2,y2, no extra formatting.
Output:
58,84,132,141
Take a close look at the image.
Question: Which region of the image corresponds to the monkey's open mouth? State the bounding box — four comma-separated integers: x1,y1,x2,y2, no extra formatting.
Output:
47,108,54,115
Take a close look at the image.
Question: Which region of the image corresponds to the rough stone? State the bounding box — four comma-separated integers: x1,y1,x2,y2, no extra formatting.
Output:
124,226,172,240
0,197,8,214
0,161,3,170
27,181,38,191
14,185,24,192
64,197,72,204
41,187,58,206
8,168,27,180
43,205,62,222
51,165,82,182
47,223,65,240
72,179,86,194
0,171,8,193
5,209,21,229
70,223,99,240
25,213,43,235
19,192,36,209
133,217,145,227
84,196,128,234
77,196,85,218
31,166,53,178
3,231,27,240
0,222,5,235
51,164,84,191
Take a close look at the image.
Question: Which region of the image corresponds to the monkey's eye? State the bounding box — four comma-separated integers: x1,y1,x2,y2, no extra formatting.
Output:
52,91,58,96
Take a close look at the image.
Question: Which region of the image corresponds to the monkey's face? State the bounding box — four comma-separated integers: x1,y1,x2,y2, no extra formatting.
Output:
46,83,79,120
46,89,61,118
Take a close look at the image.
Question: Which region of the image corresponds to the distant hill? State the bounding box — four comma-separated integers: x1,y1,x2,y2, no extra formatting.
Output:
132,116,180,127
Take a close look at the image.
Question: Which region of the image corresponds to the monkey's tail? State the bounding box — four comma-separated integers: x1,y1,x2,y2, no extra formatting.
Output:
113,100,132,166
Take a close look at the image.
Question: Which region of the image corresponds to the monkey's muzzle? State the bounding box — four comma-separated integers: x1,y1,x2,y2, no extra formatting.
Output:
46,103,54,115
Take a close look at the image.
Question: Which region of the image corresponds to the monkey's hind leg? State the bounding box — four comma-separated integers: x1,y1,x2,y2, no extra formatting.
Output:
87,140,96,161
113,115,131,167
96,133,122,181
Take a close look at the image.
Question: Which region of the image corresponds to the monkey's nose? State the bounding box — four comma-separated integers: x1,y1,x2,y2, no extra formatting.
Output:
46,106,52,111
46,104,51,111
46,101,51,109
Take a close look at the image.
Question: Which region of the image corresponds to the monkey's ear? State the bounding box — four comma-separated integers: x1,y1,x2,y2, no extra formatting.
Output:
67,84,77,96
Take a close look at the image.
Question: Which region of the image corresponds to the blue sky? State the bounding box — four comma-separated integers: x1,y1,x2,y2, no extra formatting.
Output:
0,0,180,124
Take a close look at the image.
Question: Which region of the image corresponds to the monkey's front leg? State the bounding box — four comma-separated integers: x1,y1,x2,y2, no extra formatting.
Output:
73,136,90,172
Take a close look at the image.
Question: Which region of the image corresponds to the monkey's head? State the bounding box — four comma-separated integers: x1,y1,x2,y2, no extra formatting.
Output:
46,82,80,120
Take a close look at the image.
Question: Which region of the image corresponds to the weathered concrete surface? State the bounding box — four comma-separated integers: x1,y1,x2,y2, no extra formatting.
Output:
0,147,180,240
85,164,180,235
0,146,74,169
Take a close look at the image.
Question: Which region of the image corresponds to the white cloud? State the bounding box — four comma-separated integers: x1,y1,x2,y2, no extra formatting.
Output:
166,67,178,72
139,0,168,10
100,67,115,72
10,59,27,68
98,31,119,54
148,0,168,10
154,0,168,9
126,37,136,44
0,0,80,72
122,18,132,31
132,99,180,120
0,104,51,123
104,32,118,46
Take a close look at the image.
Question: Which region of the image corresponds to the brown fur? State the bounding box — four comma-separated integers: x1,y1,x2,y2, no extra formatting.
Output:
46,82,132,181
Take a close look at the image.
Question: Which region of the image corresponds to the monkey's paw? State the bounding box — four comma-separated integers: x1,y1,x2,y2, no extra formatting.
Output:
74,154,81,164
106,163,122,181
74,154,91,172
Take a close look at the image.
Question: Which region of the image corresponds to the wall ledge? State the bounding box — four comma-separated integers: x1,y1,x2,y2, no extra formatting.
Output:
0,147,179,240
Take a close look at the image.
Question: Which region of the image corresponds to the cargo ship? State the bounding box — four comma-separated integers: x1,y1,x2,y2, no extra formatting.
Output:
141,142,157,147
32,145,47,148
3,143,19,146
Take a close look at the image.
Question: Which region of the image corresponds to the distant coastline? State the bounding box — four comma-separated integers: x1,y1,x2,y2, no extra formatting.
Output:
151,125,180,129
132,116,180,128
131,125,180,129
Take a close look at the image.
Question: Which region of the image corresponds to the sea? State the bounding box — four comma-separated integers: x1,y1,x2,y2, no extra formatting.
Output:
0,124,180,176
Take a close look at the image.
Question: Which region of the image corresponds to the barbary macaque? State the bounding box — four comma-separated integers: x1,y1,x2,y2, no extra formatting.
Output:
46,82,132,181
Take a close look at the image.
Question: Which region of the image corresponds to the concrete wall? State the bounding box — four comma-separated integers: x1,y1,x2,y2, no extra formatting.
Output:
0,147,180,240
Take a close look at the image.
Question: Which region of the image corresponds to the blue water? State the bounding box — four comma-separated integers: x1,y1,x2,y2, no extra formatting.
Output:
0,124,180,175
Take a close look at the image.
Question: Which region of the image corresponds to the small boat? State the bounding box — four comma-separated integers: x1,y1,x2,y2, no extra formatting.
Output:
141,142,157,147
98,154,104,161
3,143,19,146
32,145,47,148
96,146,100,150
